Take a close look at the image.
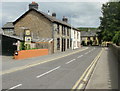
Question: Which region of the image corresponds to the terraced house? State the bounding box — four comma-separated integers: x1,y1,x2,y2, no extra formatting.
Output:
71,28,81,49
2,2,75,54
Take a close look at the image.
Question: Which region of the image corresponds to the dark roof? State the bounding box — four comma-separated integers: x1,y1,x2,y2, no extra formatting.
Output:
2,22,14,29
72,27,80,31
81,30,98,37
2,34,24,41
14,9,71,27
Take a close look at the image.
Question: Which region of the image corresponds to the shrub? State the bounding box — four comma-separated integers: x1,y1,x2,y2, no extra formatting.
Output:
19,42,25,50
25,44,31,50
112,31,120,46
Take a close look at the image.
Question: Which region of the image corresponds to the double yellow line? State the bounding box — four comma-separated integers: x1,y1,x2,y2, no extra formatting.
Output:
71,48,104,91
0,47,88,75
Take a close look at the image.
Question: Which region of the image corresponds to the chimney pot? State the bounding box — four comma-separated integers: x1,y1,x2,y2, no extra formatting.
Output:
52,13,56,18
29,2,38,10
62,16,68,23
48,10,50,15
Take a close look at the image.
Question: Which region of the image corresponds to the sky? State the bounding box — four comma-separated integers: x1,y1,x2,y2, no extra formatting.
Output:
1,1,108,28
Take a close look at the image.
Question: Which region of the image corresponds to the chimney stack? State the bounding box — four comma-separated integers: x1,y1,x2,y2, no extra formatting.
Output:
48,10,50,15
29,2,38,10
52,13,56,18
62,16,68,23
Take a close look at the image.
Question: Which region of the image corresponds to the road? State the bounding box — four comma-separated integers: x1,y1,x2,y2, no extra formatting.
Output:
2,47,102,90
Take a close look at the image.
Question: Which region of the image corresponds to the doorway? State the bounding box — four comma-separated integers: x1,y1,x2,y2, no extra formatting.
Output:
62,38,66,52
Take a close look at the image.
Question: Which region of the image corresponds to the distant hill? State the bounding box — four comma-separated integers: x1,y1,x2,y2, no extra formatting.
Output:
77,27,98,31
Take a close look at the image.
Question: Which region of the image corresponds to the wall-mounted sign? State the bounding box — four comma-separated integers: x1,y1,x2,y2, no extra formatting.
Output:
25,30,31,36
25,37,32,42
24,29,32,44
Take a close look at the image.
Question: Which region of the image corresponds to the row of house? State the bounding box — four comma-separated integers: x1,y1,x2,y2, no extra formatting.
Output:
81,29,99,46
2,2,81,55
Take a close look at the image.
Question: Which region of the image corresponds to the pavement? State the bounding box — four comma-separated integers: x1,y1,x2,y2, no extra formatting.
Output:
1,46,119,90
2,47,102,89
85,47,119,90
2,47,88,71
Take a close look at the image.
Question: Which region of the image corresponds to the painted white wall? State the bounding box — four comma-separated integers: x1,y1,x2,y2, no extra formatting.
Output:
71,28,81,49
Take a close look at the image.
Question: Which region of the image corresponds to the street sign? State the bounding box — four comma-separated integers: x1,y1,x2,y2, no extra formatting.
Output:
24,29,32,44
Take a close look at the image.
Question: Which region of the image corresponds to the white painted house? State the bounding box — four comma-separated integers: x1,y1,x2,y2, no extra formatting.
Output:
71,28,81,49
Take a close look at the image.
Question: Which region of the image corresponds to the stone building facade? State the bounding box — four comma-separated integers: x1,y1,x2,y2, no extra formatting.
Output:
12,2,72,53
2,2,81,54
53,23,71,52
14,10,53,39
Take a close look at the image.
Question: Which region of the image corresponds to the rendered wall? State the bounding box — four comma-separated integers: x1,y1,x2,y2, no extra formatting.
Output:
14,49,48,60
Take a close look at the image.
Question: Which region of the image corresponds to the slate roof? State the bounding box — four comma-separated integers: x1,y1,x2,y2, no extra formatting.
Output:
81,30,98,37
2,8,79,35
40,11,71,27
2,22,14,29
2,34,24,41
14,8,71,28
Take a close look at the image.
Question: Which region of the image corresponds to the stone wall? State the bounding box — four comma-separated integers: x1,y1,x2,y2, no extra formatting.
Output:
110,44,120,62
35,41,54,54
14,10,53,39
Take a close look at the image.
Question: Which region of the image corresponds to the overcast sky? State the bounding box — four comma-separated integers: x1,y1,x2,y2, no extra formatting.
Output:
1,2,107,28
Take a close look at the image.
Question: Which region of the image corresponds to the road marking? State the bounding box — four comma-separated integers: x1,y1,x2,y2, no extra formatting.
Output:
36,66,61,78
71,60,95,90
1,47,88,75
71,48,104,90
77,55,83,58
65,59,76,64
7,84,22,90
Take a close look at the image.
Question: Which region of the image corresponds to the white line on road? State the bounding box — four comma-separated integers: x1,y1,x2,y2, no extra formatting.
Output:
77,55,83,58
36,66,61,78
7,84,22,90
65,59,76,64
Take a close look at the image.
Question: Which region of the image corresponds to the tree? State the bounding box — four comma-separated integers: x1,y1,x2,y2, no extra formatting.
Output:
112,31,120,46
99,2,120,45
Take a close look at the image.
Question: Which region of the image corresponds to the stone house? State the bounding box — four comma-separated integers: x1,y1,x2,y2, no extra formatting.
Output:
2,2,73,53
